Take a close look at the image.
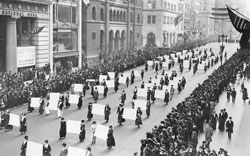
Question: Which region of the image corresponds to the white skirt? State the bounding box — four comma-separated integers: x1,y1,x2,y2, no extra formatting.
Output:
57,108,63,117
45,106,50,115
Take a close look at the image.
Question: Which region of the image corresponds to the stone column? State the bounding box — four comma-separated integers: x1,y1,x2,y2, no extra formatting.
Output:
6,18,17,73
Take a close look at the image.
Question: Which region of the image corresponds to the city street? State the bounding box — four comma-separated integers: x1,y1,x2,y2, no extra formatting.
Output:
0,43,240,156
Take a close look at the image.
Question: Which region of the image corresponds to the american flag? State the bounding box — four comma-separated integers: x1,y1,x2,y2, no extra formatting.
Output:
227,6,250,33
174,13,183,26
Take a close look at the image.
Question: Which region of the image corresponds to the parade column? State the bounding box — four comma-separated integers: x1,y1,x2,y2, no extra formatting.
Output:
6,18,17,73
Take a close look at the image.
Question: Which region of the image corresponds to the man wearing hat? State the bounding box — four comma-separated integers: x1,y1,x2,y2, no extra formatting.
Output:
226,117,234,140
20,135,28,156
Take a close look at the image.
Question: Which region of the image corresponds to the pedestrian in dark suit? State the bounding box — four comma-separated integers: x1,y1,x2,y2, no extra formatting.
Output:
226,117,234,140
20,113,27,135
164,89,169,105
59,118,66,139
104,104,111,123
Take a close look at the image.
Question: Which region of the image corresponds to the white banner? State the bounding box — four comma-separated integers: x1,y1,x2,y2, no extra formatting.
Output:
99,75,107,82
147,61,153,66
134,100,147,110
67,120,81,134
123,108,136,120
108,72,115,79
17,46,36,68
30,97,40,108
94,85,104,94
73,84,83,92
137,89,147,97
119,77,127,84
94,124,109,140
49,93,60,110
155,90,165,99
134,71,140,77
106,80,114,88
144,83,153,89
68,147,86,156
183,60,189,69
69,94,79,104
92,104,105,115
27,141,43,156
9,113,20,127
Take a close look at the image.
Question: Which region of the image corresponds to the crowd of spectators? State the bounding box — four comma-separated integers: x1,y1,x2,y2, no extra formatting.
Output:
0,48,168,109
140,48,249,156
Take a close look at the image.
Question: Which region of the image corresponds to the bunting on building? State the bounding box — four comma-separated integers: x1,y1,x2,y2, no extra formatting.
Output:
227,6,250,33
174,13,183,26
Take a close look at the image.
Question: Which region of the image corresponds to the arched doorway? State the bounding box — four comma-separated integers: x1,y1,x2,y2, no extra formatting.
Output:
115,30,120,50
109,30,114,51
147,32,156,47
121,30,126,49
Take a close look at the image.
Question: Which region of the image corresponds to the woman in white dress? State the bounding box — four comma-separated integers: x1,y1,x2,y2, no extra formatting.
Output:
45,97,50,115
91,121,97,144
57,98,63,118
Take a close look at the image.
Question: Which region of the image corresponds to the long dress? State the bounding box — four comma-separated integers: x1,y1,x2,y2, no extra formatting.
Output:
39,99,44,115
19,117,27,133
87,105,93,120
91,124,96,144
77,95,83,109
45,101,50,115
57,102,63,118
135,110,142,126
59,120,66,138
107,129,116,147
79,124,86,142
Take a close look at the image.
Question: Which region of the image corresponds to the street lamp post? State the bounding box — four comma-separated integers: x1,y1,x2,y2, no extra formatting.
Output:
218,33,227,55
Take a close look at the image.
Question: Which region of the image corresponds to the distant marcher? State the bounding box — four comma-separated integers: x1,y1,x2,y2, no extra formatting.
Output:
59,118,66,139
20,113,27,135
42,140,52,156
59,143,68,156
104,104,111,123
79,120,86,142
91,121,97,145
107,125,116,149
20,135,28,156
226,117,234,140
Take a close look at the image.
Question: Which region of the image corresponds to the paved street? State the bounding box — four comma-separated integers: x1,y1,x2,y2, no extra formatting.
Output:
0,43,240,156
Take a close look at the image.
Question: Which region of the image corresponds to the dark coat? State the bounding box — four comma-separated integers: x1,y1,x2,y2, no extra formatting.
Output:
226,120,234,133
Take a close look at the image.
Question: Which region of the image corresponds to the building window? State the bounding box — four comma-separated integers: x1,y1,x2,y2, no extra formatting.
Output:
113,10,116,22
92,32,96,40
167,2,170,10
72,7,77,23
163,16,166,24
171,3,173,11
152,0,156,9
147,0,152,9
17,18,32,47
92,7,96,20
152,15,156,23
137,14,140,23
120,11,123,22
123,12,126,22
110,10,112,21
100,8,104,21
167,16,169,24
147,15,151,24
53,30,78,52
164,2,167,9
174,4,176,11
117,11,120,22
130,12,133,23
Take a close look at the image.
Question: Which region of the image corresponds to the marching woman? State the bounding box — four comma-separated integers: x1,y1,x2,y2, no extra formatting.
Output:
104,85,108,98
65,92,70,108
20,113,27,135
91,121,97,145
164,89,170,105
27,97,34,113
42,140,52,156
170,85,175,100
242,87,248,103
77,93,83,109
45,96,50,115
151,89,155,104
141,69,144,80
107,125,116,149
79,120,86,142
117,104,124,126
131,71,135,84
59,118,66,139
120,90,127,104
135,107,142,128
39,96,44,115
126,76,129,87
146,101,151,118
93,87,99,102
132,86,138,109
104,104,111,123
145,62,148,72
181,76,186,89
114,78,119,92
87,102,93,121
57,98,63,118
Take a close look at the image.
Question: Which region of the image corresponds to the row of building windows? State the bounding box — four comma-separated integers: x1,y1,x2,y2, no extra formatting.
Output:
0,2,48,13
91,7,142,24
163,16,174,25
163,1,177,12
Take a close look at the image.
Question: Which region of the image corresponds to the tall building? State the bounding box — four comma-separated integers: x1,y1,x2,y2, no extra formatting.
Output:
82,0,143,66
0,0,51,72
142,0,178,48
199,0,215,36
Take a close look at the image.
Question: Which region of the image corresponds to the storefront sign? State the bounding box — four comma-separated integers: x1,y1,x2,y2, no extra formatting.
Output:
0,9,37,18
17,47,36,68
